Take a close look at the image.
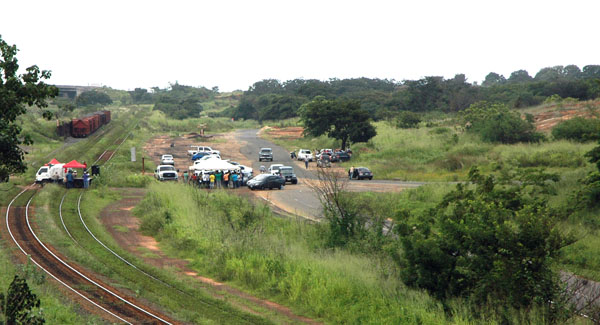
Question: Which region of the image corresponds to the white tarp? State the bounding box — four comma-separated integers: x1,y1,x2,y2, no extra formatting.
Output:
188,158,241,171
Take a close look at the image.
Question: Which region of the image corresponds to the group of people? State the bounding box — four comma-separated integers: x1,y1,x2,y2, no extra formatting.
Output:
65,169,90,189
183,170,245,189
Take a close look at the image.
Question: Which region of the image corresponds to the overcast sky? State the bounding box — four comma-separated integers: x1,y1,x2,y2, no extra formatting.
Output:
1,0,598,92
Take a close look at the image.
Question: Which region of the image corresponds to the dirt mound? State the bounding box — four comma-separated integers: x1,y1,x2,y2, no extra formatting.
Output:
533,100,600,131
264,126,304,139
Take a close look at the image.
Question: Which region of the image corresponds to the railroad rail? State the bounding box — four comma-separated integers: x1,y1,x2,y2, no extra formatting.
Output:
5,186,174,324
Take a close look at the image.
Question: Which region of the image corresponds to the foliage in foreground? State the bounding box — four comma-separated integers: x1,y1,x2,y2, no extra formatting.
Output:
0,35,58,181
397,167,574,321
0,275,44,324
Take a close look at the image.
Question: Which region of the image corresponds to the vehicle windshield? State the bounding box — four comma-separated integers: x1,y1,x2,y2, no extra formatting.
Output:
280,168,293,175
159,166,175,171
260,149,272,154
38,167,48,175
253,174,270,181
358,168,370,172
163,155,173,159
301,150,311,154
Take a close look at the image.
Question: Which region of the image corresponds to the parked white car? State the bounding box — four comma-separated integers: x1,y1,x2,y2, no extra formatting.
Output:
297,149,314,161
160,154,175,165
155,165,178,181
268,164,285,175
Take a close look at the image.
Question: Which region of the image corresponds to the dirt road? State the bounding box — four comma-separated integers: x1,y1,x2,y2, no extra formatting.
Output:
234,129,423,220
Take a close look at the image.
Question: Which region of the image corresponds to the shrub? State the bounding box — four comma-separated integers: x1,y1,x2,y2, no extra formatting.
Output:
462,101,544,144
552,117,600,142
397,167,571,316
396,111,421,129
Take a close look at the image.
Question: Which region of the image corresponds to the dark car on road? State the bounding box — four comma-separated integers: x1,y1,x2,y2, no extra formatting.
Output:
317,155,331,168
332,151,351,162
279,166,298,184
259,148,273,162
354,167,373,180
247,173,285,190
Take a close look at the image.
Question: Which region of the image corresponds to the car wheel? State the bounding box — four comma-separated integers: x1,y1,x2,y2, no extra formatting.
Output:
279,184,284,190
369,177,373,180
292,180,297,184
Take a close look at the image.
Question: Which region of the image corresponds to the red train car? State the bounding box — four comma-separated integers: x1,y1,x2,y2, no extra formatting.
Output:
68,110,111,138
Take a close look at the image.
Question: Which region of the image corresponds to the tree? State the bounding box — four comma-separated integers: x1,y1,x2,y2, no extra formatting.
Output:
75,90,112,107
563,65,582,80
299,96,376,150
0,275,45,324
482,72,506,87
507,69,533,84
534,66,565,82
0,35,57,181
397,168,570,312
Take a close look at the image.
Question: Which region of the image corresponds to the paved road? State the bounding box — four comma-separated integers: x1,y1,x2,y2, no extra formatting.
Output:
235,129,425,220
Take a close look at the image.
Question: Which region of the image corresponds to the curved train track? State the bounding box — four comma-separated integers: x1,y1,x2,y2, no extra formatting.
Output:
3,122,176,323
5,186,174,324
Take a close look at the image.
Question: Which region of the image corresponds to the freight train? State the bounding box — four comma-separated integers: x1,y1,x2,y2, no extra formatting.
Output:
57,110,111,138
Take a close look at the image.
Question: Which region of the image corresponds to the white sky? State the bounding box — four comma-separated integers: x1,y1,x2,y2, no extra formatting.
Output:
1,0,598,92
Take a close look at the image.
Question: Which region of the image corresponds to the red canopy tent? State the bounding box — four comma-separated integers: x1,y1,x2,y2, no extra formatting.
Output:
63,160,87,169
44,158,61,166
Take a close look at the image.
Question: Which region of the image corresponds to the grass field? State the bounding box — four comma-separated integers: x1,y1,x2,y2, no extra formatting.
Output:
265,120,595,182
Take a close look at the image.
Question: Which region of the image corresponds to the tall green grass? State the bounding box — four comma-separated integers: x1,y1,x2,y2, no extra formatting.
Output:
134,182,568,323
268,121,595,181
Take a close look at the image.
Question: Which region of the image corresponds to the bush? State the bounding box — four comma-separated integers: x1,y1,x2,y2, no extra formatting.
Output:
552,117,600,142
396,111,421,129
397,168,571,316
462,102,544,144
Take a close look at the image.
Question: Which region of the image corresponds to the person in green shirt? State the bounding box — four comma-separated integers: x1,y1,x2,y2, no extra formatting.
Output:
215,170,222,188
183,170,189,184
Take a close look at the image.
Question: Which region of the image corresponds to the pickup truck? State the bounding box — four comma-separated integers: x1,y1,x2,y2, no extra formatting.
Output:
259,148,273,162
268,164,284,175
279,166,298,184
297,149,314,161
155,165,179,181
188,146,220,156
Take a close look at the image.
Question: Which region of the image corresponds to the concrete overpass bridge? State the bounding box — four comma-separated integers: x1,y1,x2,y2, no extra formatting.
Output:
55,85,99,99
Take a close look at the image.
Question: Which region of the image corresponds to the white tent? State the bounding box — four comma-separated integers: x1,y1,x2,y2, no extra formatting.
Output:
189,158,241,172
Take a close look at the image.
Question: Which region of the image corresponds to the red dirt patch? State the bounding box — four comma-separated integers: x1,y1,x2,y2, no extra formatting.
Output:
533,100,600,131
262,126,304,139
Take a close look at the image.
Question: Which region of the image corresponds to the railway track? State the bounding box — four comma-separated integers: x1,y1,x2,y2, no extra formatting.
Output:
3,120,177,323
5,186,174,324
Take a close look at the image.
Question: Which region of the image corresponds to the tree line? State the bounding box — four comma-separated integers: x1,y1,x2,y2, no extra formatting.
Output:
229,65,600,122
